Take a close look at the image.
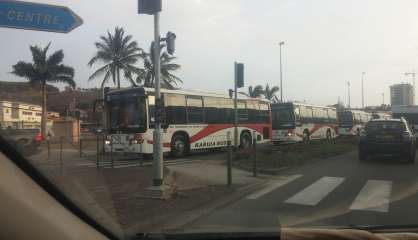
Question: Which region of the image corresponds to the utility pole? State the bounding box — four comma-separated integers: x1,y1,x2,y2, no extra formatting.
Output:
138,0,164,187
405,71,416,105
279,41,285,102
234,62,238,148
152,12,163,186
347,81,351,109
361,72,365,108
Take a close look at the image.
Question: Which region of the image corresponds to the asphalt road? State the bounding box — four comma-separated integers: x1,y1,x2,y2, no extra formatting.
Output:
184,150,418,231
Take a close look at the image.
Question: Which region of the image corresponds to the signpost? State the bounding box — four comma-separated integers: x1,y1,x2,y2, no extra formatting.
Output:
0,1,82,33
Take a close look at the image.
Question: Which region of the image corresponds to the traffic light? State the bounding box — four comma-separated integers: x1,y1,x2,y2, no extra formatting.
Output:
138,0,162,15
166,31,176,55
229,89,233,98
236,63,244,88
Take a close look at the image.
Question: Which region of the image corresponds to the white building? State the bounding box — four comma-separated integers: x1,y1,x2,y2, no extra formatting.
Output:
0,101,42,129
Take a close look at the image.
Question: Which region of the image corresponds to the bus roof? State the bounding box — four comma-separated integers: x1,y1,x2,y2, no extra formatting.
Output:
339,109,371,114
272,101,336,110
108,87,271,103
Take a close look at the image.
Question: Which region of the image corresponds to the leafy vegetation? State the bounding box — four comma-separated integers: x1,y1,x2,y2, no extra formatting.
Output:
88,27,143,88
12,43,75,137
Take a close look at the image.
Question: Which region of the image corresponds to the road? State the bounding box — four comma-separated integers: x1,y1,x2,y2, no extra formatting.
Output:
184,150,418,231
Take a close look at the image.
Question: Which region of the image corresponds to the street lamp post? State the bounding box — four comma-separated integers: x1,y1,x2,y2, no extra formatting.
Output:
279,41,285,102
347,81,351,109
361,72,365,109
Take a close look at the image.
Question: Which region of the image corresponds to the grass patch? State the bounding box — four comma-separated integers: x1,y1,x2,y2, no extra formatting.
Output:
234,137,358,174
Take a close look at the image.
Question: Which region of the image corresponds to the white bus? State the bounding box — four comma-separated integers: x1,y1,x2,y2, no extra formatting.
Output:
338,110,373,136
103,87,271,157
271,102,338,143
392,105,418,139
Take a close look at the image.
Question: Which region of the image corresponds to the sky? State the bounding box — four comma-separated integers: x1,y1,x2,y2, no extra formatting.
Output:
1,0,418,107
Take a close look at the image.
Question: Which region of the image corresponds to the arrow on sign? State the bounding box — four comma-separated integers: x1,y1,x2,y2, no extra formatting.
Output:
0,0,82,33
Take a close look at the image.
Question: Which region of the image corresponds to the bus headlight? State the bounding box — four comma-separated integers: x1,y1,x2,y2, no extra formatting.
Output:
287,132,293,136
105,140,111,145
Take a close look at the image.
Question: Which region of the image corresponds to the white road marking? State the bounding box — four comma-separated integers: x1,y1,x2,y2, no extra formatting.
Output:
246,174,302,200
349,180,392,213
285,176,345,206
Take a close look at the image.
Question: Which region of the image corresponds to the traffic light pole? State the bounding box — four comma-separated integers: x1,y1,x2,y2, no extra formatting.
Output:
234,62,238,149
153,12,163,186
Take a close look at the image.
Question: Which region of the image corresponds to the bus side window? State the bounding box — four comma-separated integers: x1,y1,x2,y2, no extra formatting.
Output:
237,101,248,123
259,102,270,123
204,97,223,124
246,100,258,123
166,94,186,124
186,96,204,123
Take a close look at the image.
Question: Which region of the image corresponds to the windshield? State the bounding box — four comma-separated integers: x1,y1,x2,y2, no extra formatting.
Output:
2,0,418,239
338,112,354,126
272,108,295,130
366,121,406,132
108,97,147,133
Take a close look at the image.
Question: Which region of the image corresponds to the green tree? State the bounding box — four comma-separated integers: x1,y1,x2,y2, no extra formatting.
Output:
136,44,182,89
263,84,280,102
12,43,75,137
241,85,264,98
88,27,144,88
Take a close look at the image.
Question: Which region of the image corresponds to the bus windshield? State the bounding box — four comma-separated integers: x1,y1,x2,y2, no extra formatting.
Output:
339,112,353,127
272,108,295,130
108,97,146,133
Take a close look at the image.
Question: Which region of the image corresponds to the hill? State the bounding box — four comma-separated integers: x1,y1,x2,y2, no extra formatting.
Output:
0,81,59,105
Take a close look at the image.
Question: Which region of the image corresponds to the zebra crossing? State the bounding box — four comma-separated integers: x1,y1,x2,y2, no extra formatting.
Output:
246,175,397,213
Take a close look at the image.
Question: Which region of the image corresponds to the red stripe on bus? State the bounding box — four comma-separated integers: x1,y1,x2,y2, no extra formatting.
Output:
189,124,270,143
190,124,233,143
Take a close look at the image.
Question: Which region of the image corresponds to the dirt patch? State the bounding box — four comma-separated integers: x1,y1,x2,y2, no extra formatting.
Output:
40,164,233,234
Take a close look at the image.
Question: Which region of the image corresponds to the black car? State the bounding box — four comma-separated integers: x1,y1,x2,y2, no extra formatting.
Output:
358,118,416,163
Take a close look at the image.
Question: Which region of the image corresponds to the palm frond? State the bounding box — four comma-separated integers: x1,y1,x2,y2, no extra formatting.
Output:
88,64,112,81
47,50,64,67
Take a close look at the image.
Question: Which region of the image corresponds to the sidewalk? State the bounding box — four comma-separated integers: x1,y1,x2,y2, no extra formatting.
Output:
23,148,267,233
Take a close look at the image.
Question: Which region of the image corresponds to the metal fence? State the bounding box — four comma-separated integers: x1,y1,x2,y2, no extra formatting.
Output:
41,133,148,169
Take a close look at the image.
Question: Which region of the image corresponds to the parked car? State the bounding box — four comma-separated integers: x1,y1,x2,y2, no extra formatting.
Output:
358,118,416,163
0,128,42,156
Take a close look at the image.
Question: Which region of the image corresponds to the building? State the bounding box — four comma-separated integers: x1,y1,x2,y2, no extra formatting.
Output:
390,83,414,106
0,101,42,129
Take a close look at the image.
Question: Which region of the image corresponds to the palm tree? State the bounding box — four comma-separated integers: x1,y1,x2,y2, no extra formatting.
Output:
88,27,144,88
136,43,182,89
263,84,280,102
12,43,75,138
240,85,264,98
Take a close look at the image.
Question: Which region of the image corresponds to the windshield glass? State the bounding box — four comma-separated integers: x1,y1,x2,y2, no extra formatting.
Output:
338,112,353,126
2,0,418,239
109,97,146,133
366,121,406,132
272,108,295,129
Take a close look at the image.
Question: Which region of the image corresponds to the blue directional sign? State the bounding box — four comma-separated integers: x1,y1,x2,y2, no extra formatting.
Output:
0,0,83,33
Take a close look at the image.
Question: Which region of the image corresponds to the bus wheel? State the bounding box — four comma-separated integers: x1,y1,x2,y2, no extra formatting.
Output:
171,134,189,158
240,131,252,149
326,129,332,141
303,130,310,143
